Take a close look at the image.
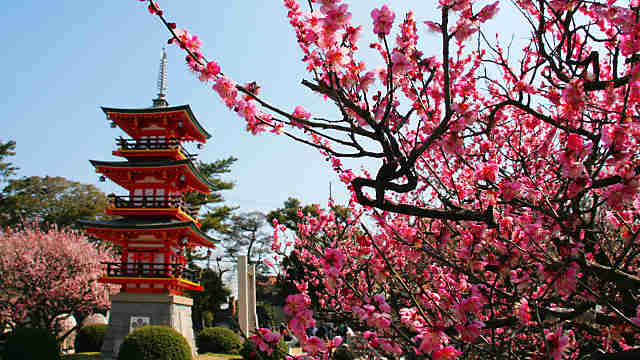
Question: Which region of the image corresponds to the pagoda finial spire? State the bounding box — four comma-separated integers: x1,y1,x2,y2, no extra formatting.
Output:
153,47,169,108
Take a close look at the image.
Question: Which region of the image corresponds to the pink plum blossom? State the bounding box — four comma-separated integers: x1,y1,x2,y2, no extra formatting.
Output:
546,327,570,360
371,5,395,36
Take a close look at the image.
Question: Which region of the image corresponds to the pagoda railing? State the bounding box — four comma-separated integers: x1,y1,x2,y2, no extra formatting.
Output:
116,138,196,159
108,194,200,218
103,262,200,283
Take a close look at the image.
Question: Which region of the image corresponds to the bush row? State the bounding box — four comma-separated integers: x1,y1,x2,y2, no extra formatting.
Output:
1,324,306,360
196,326,242,354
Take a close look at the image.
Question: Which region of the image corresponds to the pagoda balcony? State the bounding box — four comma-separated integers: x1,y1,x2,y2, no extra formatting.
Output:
106,194,200,222
113,138,197,160
102,262,200,284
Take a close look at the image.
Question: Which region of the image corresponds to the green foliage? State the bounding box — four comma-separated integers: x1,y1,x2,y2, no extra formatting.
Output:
0,176,108,229
279,250,325,310
187,267,232,332
60,354,101,360
185,157,237,235
332,346,355,360
269,198,355,310
265,197,318,231
74,324,108,353
183,158,237,265
266,197,350,232
239,336,288,360
0,140,17,182
203,311,214,328
196,327,241,354
117,325,191,360
2,327,60,360
256,302,277,330
222,212,275,274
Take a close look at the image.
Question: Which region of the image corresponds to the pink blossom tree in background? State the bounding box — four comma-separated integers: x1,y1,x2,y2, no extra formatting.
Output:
138,0,640,358
0,226,116,344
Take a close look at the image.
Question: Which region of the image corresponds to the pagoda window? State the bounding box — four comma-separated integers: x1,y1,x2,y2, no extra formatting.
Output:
142,135,166,149
149,136,158,149
153,253,165,275
145,188,154,206
133,188,143,207
137,136,149,149
130,188,169,208
126,253,135,274
127,252,154,276
156,188,166,207
170,190,181,208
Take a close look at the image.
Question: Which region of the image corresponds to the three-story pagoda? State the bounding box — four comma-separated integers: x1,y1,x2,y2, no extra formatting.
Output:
79,49,213,358
80,101,216,294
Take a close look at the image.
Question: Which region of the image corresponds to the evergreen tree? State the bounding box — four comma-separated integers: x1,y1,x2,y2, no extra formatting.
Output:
184,157,237,265
186,157,237,234
0,176,108,229
187,267,232,331
0,140,17,182
221,212,276,275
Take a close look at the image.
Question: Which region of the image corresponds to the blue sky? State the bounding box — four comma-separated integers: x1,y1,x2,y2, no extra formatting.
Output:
1,1,515,214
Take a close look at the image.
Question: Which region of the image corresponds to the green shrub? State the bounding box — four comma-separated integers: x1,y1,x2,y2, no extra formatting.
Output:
2,327,60,360
75,324,108,353
332,346,355,360
256,303,277,330
118,325,191,360
203,311,214,328
0,330,8,359
196,327,241,354
240,336,288,360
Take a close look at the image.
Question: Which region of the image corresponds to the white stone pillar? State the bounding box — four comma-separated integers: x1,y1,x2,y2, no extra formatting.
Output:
237,255,249,337
248,264,258,331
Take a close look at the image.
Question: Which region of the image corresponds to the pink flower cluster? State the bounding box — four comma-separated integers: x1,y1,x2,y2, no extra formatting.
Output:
631,305,640,327
371,5,395,36
137,0,640,357
353,294,392,329
0,226,116,332
545,327,571,360
250,328,281,355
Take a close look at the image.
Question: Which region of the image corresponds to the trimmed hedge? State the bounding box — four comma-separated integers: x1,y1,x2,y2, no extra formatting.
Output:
240,336,288,360
332,346,355,360
118,325,191,360
75,324,108,353
2,327,60,360
202,311,214,328
196,327,241,354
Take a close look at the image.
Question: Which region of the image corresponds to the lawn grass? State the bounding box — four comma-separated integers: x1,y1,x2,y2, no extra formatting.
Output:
62,352,243,360
197,353,243,360
62,353,101,360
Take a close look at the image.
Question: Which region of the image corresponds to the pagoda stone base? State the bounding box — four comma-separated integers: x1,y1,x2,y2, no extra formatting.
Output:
101,293,197,360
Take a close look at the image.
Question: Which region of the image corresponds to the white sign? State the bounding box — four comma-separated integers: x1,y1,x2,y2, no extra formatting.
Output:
129,316,150,333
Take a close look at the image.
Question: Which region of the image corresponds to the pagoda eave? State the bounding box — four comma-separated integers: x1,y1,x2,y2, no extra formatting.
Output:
99,276,203,292
102,105,211,143
105,207,199,225
90,160,212,194
78,219,217,249
112,149,188,161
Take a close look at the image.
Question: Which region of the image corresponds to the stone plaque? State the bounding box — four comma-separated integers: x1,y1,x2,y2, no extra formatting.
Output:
129,316,150,333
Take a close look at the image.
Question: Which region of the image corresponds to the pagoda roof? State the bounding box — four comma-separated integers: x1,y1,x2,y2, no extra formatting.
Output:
78,218,217,248
90,159,213,193
102,105,211,142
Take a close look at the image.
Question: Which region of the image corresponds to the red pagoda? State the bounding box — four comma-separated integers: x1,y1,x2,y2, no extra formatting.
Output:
79,49,214,358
